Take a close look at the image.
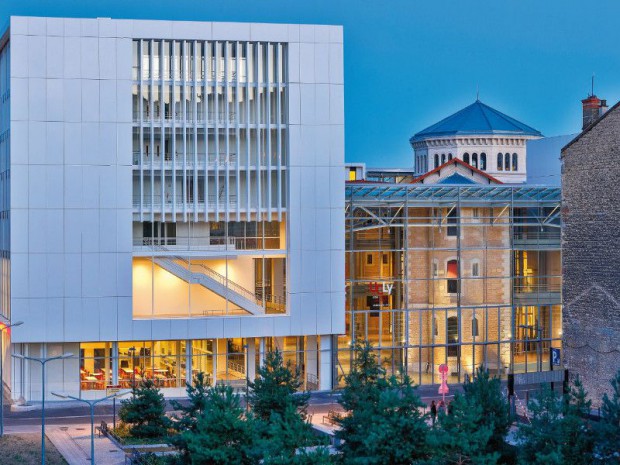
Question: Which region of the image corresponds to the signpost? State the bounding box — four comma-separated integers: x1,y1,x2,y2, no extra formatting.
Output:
438,364,449,403
106,385,122,429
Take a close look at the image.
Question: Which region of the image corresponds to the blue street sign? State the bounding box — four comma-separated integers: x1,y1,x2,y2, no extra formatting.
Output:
551,348,561,367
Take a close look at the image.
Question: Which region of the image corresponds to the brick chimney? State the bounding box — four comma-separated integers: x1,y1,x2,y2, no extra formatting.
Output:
581,95,608,130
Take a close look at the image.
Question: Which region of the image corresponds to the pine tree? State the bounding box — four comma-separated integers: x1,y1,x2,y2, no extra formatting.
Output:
594,370,620,464
517,380,595,465
461,367,512,460
170,372,212,463
248,349,310,422
428,393,499,465
118,378,170,439
260,403,330,464
183,384,260,465
248,349,318,462
335,341,430,465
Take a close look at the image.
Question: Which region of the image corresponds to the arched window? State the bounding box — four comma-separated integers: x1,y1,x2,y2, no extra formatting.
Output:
447,259,459,294
480,153,487,171
434,154,439,168
497,153,503,171
441,153,446,164
504,153,510,171
472,153,478,169
463,153,470,165
512,153,518,171
447,316,459,356
448,153,453,161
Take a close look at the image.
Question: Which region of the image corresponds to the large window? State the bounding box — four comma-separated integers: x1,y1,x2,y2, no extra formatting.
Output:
447,208,458,237
480,153,487,171
447,260,459,294
497,153,503,171
512,153,518,171
463,153,470,165
447,316,459,357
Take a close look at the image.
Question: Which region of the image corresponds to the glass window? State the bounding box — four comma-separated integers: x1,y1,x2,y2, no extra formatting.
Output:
472,317,479,337
447,316,459,356
463,153,470,165
480,153,487,171
472,153,478,169
447,260,459,293
472,262,479,277
441,153,446,164
447,208,458,237
448,153,453,161
366,254,373,265
497,153,503,171
512,153,518,171
432,260,438,277
434,154,439,168
80,342,113,391
504,153,510,171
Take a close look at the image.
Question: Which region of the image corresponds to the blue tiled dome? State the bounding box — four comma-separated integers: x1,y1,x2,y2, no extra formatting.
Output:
410,100,542,143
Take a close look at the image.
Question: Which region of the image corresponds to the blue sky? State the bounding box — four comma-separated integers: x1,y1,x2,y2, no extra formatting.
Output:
2,0,620,166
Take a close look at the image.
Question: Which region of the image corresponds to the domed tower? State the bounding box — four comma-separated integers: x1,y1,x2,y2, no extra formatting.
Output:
410,100,542,184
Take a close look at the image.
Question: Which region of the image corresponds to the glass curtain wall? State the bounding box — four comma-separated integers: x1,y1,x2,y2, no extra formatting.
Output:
342,185,562,387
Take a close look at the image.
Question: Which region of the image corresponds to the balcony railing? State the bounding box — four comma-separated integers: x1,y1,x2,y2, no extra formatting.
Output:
132,152,238,166
132,236,281,251
133,111,237,124
513,231,561,242
133,194,238,210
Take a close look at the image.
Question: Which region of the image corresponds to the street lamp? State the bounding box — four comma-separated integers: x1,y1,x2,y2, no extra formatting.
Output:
52,390,130,465
0,320,23,437
12,352,73,465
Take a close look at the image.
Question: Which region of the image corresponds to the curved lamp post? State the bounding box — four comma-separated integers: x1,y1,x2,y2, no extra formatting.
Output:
52,390,130,465
12,352,73,465
0,320,23,437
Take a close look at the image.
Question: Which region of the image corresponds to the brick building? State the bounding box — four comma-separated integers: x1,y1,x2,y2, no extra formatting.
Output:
341,101,562,386
561,97,620,403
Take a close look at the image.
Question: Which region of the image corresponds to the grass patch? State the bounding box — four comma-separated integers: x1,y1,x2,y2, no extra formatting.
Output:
0,433,68,465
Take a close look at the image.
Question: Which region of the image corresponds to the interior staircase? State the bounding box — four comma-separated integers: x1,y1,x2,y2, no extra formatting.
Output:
153,257,265,315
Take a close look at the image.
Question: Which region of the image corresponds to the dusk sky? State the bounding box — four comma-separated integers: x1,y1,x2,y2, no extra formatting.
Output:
2,0,619,166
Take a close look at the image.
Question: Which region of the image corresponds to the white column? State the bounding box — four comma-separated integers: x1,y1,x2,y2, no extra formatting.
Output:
319,336,333,391
112,342,119,385
186,340,193,385
306,336,318,390
259,338,265,369
246,339,256,381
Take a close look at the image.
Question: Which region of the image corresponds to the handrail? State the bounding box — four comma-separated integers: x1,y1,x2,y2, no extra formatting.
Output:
151,245,285,309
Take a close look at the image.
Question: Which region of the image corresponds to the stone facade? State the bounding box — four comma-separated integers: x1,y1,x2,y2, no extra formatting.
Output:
562,101,620,404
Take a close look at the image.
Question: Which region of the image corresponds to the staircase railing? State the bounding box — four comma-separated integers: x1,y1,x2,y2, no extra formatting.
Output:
151,245,286,311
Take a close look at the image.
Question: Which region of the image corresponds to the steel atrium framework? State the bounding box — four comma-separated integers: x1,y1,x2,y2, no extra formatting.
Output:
341,184,562,385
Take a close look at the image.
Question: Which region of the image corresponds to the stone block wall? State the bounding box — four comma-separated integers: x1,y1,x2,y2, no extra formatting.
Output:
562,102,620,404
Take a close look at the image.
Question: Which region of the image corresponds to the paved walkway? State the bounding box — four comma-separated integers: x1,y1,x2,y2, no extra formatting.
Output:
46,424,125,465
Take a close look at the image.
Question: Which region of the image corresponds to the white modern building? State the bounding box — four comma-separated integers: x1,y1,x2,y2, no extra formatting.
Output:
0,16,345,401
